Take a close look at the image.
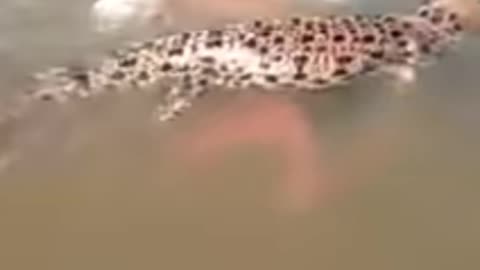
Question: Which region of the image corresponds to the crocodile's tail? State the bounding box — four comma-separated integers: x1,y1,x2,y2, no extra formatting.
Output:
0,64,98,173
0,65,87,127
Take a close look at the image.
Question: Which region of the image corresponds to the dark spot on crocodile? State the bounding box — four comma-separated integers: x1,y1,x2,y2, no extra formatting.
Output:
362,34,376,43
290,17,301,26
168,48,184,56
293,72,307,80
245,38,257,48
253,20,263,28
402,21,412,29
39,93,54,101
181,32,191,42
354,14,365,21
273,35,285,45
259,46,269,54
141,41,155,50
370,50,384,59
293,54,309,66
160,62,173,72
430,15,443,24
402,51,414,58
207,29,223,38
418,8,429,18
137,71,150,81
383,16,396,23
220,64,229,72
201,67,219,77
333,34,346,43
119,57,138,67
260,62,271,69
397,40,408,47
206,39,223,48
239,73,253,80
199,56,216,64
318,22,327,32
337,55,353,64
390,29,404,38
313,78,327,85
420,44,431,54
265,74,278,83
273,55,283,62
448,12,458,21
348,27,358,35
333,68,348,76
70,71,90,86
183,73,192,81
453,23,463,31
260,25,274,37
111,70,126,80
317,45,326,52
198,78,209,86
301,34,315,43
304,21,314,31
373,22,386,34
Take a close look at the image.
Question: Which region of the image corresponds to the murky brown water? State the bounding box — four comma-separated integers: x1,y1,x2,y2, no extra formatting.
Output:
1,1,480,269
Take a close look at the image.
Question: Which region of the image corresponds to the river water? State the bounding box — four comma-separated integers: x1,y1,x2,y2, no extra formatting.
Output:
1,1,479,269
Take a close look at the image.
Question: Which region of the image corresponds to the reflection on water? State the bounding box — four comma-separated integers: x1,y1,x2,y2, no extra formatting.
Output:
1,0,480,269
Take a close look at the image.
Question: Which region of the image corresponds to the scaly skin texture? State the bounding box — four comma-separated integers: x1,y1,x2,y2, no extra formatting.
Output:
1,0,470,124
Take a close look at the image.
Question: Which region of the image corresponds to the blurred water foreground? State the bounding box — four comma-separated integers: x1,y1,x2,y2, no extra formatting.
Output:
1,0,480,269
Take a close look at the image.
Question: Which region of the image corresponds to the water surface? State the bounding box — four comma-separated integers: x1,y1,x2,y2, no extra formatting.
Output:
1,1,480,269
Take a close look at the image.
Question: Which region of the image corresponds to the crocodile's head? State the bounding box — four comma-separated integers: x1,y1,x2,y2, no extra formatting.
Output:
416,0,480,33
